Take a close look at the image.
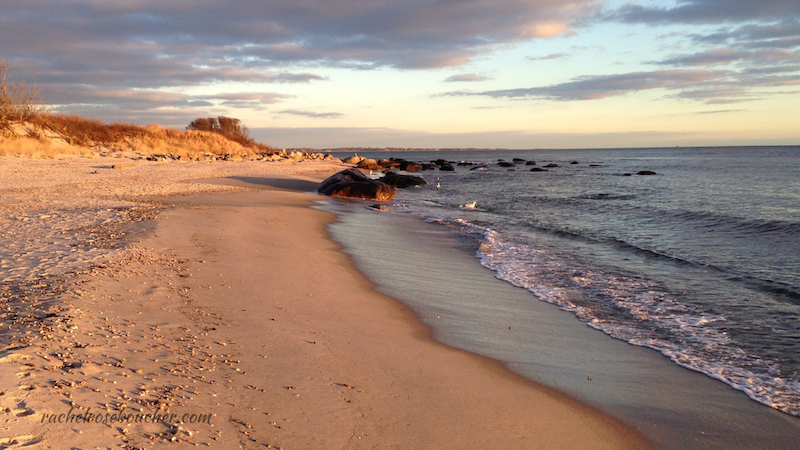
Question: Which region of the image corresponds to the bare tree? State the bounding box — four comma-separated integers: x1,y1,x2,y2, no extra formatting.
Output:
0,60,49,124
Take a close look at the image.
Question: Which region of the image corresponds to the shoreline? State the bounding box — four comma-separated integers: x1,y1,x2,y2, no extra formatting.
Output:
0,158,653,449
325,202,800,449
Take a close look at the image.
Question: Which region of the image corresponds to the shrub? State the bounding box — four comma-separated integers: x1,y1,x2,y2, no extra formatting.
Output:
0,60,50,124
187,116,253,147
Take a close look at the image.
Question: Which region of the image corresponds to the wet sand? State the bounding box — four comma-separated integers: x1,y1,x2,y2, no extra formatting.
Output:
0,157,652,449
326,206,800,450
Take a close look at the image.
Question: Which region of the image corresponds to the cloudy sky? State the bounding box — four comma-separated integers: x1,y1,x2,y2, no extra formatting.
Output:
2,0,799,148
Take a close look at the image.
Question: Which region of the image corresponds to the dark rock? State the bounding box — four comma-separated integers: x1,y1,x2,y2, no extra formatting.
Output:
525,161,537,165
318,168,396,201
570,161,579,164
544,163,559,168
421,163,437,170
590,164,600,167
62,361,82,371
623,173,632,176
637,170,657,175
470,165,489,170
497,161,515,168
380,171,427,188
512,158,527,164
439,163,455,171
317,169,368,192
325,181,395,200
433,159,451,166
400,161,422,172
530,167,548,172
378,159,401,169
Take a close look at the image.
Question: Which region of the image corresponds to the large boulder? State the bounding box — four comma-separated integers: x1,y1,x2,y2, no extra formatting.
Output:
380,171,427,188
342,155,365,164
318,169,396,201
357,158,382,171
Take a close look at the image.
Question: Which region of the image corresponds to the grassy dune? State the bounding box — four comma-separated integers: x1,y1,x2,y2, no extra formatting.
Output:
0,115,278,159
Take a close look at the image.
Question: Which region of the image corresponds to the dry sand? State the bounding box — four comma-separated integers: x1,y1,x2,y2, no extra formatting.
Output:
0,155,654,449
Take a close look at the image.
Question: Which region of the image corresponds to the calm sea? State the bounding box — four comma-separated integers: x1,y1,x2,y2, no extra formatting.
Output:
336,146,800,417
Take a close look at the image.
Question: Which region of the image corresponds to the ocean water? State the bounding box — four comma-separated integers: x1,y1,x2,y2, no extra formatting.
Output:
336,146,800,418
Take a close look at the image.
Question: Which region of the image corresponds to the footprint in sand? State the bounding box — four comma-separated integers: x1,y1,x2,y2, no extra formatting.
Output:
0,435,41,447
0,352,31,364
11,401,35,417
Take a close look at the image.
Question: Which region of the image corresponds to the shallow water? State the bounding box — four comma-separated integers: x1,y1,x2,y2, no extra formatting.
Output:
325,146,800,447
323,201,800,450
335,147,800,417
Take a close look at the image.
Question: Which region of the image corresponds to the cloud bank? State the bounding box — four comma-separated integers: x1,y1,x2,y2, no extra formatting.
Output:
1,0,603,123
1,0,798,133
459,3,800,104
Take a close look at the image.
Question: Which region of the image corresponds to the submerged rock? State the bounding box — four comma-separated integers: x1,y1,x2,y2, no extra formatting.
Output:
318,168,396,201
637,170,657,175
380,171,427,188
400,161,422,172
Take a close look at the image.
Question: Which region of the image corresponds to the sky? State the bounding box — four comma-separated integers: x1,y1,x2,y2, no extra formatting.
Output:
2,0,799,149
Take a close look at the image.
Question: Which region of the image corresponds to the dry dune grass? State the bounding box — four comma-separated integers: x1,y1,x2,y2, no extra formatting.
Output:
2,114,275,159
0,134,93,158
113,125,251,157
2,58,277,159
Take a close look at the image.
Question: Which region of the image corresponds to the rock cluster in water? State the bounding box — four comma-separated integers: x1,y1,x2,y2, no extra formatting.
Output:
317,168,396,201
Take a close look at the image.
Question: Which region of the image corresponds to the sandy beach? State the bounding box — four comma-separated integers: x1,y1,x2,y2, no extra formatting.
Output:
0,155,653,449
